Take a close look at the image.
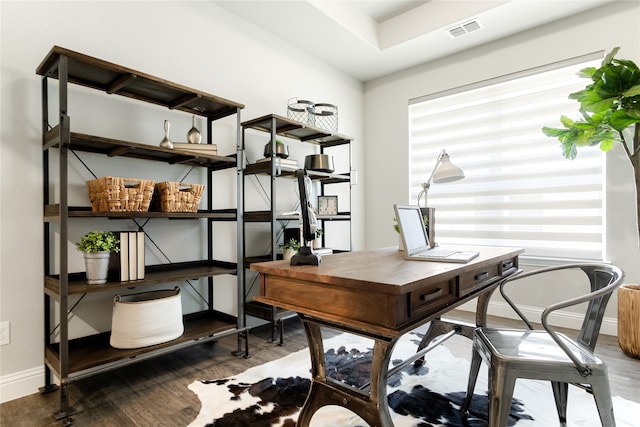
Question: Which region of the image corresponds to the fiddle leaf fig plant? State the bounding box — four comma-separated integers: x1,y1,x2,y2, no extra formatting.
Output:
542,47,640,240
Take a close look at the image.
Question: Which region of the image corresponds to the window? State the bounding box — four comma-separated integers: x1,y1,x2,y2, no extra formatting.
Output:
409,53,605,261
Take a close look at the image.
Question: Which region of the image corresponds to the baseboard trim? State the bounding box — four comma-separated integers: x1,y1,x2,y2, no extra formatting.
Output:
454,300,618,336
0,366,44,403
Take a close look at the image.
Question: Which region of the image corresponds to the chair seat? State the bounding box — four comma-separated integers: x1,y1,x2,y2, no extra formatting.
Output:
478,329,602,366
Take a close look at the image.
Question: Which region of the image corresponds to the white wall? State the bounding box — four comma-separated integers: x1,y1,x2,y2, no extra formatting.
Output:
364,1,640,325
0,0,364,402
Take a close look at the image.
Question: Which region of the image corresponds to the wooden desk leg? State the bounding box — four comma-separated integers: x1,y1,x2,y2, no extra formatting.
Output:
297,318,397,427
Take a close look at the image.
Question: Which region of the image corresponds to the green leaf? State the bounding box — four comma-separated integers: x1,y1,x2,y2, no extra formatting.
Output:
623,84,640,97
576,67,596,79
562,140,577,159
610,110,640,130
580,92,616,113
615,58,640,72
599,138,616,152
602,47,620,66
560,115,575,127
541,126,567,137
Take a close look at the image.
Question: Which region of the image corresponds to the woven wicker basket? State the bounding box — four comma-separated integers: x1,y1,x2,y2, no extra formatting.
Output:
87,176,155,212
153,181,204,212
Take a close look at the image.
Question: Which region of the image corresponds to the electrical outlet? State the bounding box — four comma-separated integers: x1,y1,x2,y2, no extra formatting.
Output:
0,321,10,345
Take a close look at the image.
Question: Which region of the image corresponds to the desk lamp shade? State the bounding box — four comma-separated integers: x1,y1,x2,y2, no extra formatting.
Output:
432,153,464,183
417,149,464,208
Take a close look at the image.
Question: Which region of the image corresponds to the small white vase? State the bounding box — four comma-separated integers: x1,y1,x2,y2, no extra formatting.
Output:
83,251,111,284
283,248,297,261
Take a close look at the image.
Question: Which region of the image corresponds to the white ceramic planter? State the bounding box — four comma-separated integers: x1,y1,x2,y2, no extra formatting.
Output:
83,251,111,284
283,248,297,261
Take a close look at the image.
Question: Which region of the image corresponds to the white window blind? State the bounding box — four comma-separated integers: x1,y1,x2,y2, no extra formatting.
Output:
409,53,605,261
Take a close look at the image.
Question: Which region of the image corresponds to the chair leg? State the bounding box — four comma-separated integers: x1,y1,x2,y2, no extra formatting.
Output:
488,365,516,427
551,381,569,423
591,379,616,427
461,347,483,414
278,318,285,346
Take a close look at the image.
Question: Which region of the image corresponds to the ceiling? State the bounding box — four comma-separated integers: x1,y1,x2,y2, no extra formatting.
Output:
214,0,614,82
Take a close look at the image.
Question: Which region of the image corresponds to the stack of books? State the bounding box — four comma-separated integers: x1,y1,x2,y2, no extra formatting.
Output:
255,157,298,170
172,143,218,156
313,247,333,256
109,231,145,282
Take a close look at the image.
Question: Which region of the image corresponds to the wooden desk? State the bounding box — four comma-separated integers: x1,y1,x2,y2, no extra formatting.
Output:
252,246,523,427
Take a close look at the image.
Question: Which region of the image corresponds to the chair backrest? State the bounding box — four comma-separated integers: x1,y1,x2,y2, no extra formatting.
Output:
499,263,625,375
575,265,624,351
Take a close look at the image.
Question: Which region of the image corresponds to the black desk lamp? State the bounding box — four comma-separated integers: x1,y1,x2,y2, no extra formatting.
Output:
291,169,321,265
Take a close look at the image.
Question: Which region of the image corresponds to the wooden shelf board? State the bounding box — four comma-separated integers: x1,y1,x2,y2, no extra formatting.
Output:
45,260,237,297
44,205,237,221
244,255,279,267
44,129,237,169
44,310,240,378
242,114,352,146
244,210,350,223
36,46,244,120
244,161,350,183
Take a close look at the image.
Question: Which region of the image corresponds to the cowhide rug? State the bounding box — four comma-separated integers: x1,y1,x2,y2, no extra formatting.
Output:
188,328,640,427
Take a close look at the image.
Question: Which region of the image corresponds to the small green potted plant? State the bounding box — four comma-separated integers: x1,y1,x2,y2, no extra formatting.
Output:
76,231,120,284
282,238,300,261
313,228,324,249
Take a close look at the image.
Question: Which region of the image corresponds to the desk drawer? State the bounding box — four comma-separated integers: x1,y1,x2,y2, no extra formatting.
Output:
408,279,456,318
458,264,500,296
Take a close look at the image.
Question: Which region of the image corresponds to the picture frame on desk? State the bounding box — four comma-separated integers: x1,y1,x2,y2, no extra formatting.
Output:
318,195,338,216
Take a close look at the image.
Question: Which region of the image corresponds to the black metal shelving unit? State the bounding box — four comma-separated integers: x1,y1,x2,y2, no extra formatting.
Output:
241,114,353,344
37,46,247,424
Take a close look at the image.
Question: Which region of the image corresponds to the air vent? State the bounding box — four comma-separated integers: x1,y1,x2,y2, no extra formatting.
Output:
446,19,482,38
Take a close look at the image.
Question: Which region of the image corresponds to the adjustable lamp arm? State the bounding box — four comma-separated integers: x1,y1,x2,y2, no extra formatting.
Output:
417,149,446,208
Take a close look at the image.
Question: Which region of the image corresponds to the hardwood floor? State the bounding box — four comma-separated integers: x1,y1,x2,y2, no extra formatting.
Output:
1,311,638,426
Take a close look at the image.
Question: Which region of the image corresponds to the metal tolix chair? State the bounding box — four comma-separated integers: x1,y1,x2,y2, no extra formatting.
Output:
461,263,625,427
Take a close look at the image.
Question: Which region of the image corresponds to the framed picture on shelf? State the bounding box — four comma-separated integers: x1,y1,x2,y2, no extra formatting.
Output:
318,195,338,216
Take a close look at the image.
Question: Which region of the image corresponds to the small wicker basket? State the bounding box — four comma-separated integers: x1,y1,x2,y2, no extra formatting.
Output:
87,176,155,212
153,181,204,212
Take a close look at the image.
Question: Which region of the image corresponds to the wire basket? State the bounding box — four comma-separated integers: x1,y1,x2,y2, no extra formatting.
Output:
309,103,338,132
287,98,315,124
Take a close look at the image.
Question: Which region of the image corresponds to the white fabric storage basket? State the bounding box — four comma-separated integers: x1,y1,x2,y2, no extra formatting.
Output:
110,286,184,349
